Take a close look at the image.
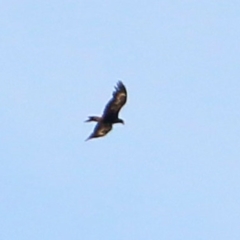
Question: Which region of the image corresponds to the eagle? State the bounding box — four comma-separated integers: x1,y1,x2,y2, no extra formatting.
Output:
85,81,127,141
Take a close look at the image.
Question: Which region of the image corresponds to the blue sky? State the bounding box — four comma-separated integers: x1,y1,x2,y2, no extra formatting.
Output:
1,1,240,239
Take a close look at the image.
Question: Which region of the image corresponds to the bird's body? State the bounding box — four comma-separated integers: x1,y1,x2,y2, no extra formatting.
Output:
85,81,127,141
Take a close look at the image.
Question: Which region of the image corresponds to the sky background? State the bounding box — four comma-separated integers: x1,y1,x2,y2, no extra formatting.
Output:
1,1,240,239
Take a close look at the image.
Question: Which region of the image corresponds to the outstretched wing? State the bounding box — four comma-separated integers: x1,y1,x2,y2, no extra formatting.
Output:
102,81,127,121
86,122,112,141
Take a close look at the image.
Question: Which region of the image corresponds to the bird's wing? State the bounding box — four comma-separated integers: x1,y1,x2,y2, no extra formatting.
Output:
102,81,127,120
86,122,112,141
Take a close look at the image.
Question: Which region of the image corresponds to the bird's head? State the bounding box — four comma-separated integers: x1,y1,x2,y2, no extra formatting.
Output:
117,119,125,124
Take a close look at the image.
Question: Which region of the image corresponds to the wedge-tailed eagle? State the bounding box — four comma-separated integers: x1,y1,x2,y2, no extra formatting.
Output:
85,81,127,141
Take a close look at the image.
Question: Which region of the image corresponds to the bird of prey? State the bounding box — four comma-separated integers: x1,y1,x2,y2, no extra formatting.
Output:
85,81,127,141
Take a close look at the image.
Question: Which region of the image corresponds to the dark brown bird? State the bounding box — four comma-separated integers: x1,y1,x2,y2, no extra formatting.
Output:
85,81,127,141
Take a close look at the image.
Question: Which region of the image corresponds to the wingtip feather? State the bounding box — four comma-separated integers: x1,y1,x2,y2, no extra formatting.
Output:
85,136,92,141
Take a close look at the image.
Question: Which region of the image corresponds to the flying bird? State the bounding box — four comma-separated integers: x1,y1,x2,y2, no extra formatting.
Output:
85,81,127,141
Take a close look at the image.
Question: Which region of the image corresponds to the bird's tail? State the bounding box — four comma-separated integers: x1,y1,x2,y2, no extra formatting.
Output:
85,116,101,122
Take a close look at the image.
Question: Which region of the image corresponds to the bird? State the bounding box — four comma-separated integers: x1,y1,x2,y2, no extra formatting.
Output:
85,81,127,141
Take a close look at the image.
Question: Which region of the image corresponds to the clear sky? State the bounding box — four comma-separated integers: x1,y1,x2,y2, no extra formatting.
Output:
1,1,240,239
